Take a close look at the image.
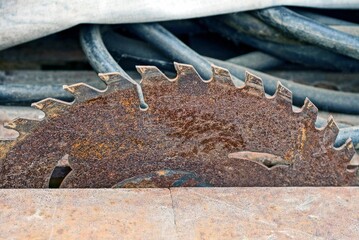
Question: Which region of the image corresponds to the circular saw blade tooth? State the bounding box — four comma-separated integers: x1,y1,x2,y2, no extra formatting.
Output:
31,98,72,117
174,62,206,82
211,65,236,87
244,71,265,97
98,72,128,85
299,97,318,126
320,116,340,146
274,81,293,107
337,138,356,159
136,66,170,83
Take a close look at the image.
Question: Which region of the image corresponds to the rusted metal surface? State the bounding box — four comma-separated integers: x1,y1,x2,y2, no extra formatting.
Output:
0,187,358,239
0,64,358,188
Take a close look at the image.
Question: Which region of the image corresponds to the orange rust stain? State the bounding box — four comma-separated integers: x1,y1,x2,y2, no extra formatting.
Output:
284,150,294,162
299,127,307,152
118,98,136,114
0,141,17,160
157,170,166,176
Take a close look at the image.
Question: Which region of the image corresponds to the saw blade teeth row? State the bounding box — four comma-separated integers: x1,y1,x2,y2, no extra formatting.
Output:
274,81,292,105
68,71,148,111
63,83,105,103
244,71,265,96
137,63,237,87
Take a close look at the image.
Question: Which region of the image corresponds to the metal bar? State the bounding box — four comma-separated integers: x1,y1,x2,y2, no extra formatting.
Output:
0,188,358,239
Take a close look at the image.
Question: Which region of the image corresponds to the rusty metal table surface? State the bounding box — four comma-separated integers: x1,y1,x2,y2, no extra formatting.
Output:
0,188,358,239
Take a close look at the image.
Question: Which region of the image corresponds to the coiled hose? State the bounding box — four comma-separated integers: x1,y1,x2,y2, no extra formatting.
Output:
212,12,359,72
255,7,359,60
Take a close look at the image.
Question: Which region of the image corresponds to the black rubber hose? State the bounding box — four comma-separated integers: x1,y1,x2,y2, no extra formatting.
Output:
226,52,284,70
102,31,168,62
336,126,359,147
255,7,359,60
125,23,213,80
290,9,359,38
104,30,281,71
217,12,296,45
213,13,359,72
0,84,73,104
80,25,130,77
80,24,148,110
125,23,359,114
207,20,345,71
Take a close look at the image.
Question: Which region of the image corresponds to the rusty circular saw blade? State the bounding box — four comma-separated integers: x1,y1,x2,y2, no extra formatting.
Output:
0,63,358,188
